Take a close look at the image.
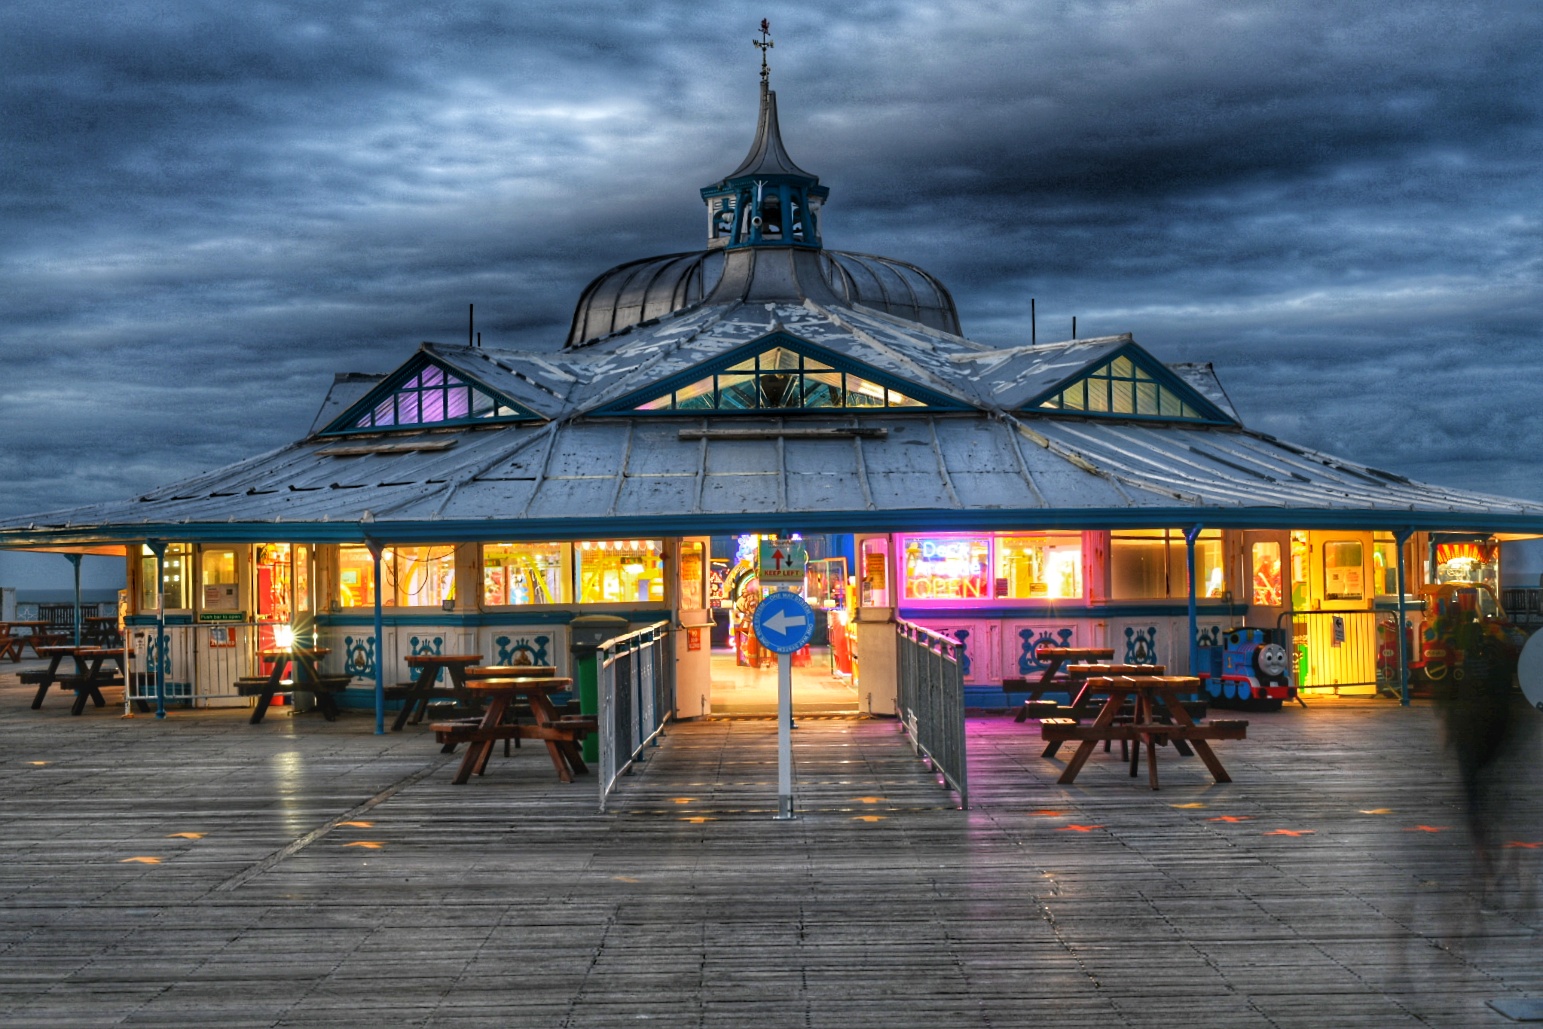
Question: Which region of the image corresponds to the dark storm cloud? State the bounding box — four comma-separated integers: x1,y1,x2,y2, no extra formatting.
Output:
1,0,1541,517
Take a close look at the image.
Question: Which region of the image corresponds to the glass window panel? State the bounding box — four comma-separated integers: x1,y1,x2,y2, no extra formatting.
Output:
1062,382,1085,410
369,395,395,427
420,388,445,424
576,540,664,603
337,545,377,608
1323,540,1364,600
845,374,888,407
758,372,800,407
140,542,193,612
1252,542,1283,606
391,546,456,607
635,393,676,411
396,391,420,425
470,388,495,416
887,389,924,407
1110,377,1135,413
1159,389,1182,417
677,390,715,411
1111,533,1168,599
199,547,239,612
762,347,801,371
803,369,844,407
445,386,471,419
420,365,444,388
1087,377,1110,412
672,376,715,406
995,533,1083,599
726,357,758,372
901,536,991,601
1136,381,1159,415
717,373,757,408
483,542,570,605
1111,356,1133,377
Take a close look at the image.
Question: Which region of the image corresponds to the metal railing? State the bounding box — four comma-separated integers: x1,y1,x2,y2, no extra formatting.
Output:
895,619,968,809
1282,610,1381,692
126,620,276,708
596,620,674,811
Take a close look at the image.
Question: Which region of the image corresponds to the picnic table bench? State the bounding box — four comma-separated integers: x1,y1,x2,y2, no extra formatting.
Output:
24,645,133,716
235,648,349,724
1041,674,1247,789
1009,646,1115,720
430,676,593,784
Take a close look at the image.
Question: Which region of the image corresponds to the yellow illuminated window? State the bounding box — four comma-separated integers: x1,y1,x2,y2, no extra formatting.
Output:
995,534,1083,600
576,540,664,603
483,542,570,606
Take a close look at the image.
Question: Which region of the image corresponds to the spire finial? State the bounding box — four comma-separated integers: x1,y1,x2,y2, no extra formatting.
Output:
754,19,774,86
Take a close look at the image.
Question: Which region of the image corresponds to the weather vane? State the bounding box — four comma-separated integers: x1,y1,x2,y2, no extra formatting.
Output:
754,18,773,85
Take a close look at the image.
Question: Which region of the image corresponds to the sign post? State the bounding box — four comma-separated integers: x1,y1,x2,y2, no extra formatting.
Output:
753,588,815,819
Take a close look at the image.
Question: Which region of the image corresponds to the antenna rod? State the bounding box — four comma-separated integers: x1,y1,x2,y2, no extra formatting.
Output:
469,304,474,347
1031,298,1036,346
1072,316,1077,340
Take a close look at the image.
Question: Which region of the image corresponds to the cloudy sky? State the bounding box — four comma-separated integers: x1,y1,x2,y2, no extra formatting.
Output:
2,0,1541,521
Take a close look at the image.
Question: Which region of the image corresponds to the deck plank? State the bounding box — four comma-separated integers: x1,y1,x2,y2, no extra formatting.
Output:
0,674,1538,1028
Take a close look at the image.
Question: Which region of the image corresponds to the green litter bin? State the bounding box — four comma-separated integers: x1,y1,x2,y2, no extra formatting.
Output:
569,615,631,763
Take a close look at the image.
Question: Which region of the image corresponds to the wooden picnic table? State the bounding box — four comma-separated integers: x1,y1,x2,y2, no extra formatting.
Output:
1,620,64,659
239,647,343,724
392,653,484,731
1041,675,1246,790
432,676,592,785
26,645,129,716
83,616,123,646
1010,646,1116,721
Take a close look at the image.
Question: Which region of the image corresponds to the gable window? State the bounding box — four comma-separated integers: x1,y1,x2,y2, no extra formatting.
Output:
635,346,926,411
1037,354,1204,420
334,361,532,433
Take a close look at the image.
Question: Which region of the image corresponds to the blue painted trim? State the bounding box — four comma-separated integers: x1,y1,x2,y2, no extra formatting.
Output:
1019,340,1235,425
900,602,1246,620
9,507,1543,549
591,331,970,415
125,614,194,626
318,608,673,628
319,352,542,436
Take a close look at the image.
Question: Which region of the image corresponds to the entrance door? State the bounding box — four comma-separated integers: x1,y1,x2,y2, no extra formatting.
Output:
1241,530,1290,632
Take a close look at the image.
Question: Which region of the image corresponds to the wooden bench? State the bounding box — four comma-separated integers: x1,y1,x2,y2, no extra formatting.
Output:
236,675,352,723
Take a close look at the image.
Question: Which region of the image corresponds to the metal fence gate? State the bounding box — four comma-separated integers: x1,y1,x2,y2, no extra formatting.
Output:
596,620,674,811
895,619,968,808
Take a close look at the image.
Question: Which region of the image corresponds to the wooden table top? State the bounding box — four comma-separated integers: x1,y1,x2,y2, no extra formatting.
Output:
465,665,557,679
1083,674,1200,690
404,653,483,665
1035,646,1115,659
463,676,572,692
1066,663,1166,676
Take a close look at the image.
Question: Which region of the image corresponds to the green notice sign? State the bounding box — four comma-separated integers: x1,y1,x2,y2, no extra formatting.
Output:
199,612,247,623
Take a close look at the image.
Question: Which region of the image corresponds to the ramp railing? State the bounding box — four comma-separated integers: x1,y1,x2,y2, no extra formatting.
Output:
597,620,674,811
895,619,968,808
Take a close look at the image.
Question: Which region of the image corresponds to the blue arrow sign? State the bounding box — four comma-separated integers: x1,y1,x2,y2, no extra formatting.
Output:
753,590,815,654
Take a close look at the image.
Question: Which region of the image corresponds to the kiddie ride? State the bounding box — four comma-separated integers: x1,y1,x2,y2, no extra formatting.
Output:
1407,582,1527,687
1199,627,1296,712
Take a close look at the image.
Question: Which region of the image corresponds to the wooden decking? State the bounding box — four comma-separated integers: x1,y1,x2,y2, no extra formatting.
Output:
0,671,1539,1027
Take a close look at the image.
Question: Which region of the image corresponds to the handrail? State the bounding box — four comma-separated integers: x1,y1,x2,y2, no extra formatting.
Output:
894,617,968,809
596,619,673,811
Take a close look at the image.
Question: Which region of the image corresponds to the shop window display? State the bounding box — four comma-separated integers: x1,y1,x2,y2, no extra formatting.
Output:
483,542,569,606
576,540,663,603
140,542,193,611
1110,529,1224,600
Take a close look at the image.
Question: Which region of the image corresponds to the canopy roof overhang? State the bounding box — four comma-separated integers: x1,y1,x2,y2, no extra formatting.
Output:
6,405,1543,549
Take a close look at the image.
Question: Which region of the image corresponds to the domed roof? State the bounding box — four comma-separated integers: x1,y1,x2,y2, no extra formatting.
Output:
565,249,961,348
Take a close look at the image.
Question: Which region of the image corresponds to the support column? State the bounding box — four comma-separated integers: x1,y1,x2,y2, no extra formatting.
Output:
65,553,82,645
145,539,167,720
1394,527,1415,707
366,537,386,735
1184,524,1203,676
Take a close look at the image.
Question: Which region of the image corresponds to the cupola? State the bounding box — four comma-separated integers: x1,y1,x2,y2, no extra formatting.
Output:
699,23,828,250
